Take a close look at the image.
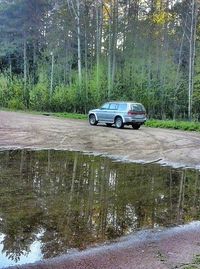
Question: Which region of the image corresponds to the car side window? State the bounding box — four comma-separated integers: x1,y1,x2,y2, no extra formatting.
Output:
118,104,127,111
100,103,110,110
109,103,118,110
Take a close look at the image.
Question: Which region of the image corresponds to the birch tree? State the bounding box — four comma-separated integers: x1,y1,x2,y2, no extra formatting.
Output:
188,0,198,120
67,0,82,87
179,0,199,120
95,0,103,90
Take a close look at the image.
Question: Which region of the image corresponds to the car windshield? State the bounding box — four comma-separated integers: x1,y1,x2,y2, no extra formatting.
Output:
100,103,109,110
131,104,145,112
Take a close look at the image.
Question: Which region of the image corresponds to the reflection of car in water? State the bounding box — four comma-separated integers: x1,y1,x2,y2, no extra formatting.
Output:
88,101,147,129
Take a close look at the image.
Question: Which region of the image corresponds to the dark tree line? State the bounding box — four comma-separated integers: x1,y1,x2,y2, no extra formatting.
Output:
0,0,199,119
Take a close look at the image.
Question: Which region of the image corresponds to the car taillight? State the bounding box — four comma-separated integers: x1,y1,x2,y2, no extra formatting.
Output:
128,110,136,115
128,110,145,115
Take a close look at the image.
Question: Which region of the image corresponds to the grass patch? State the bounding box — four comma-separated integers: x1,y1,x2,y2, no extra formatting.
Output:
51,112,87,120
182,265,199,269
194,255,200,265
0,108,88,120
145,120,200,132
181,254,200,268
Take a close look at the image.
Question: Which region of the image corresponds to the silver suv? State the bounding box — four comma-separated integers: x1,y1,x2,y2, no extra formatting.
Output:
88,101,147,129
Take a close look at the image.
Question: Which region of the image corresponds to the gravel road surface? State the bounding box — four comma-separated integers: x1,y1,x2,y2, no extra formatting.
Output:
0,111,200,168
1,111,200,269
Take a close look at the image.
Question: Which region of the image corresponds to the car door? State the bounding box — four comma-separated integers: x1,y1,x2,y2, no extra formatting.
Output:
96,103,110,121
107,103,119,122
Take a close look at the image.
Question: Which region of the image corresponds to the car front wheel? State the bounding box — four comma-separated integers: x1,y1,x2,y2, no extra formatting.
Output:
89,114,97,125
115,117,124,129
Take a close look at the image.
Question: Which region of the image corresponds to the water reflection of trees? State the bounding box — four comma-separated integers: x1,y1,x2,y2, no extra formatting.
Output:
0,150,200,262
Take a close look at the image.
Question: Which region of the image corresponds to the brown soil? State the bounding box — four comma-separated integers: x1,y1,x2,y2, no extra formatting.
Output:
6,223,200,269
1,111,200,269
1,111,200,168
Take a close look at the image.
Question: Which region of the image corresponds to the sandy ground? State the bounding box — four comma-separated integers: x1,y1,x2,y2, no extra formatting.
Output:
1,111,200,269
0,111,200,168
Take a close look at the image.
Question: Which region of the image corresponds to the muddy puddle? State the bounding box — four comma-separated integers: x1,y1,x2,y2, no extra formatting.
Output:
0,149,200,268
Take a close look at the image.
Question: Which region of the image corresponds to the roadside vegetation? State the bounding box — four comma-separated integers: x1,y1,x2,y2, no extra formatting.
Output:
181,254,200,269
146,119,200,132
0,1,200,123
53,112,200,132
52,112,87,120
49,112,200,132
2,107,200,132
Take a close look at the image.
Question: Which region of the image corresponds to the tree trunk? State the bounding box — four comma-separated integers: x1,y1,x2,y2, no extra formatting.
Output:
111,0,118,89
23,34,27,101
8,55,12,77
107,7,112,98
77,0,82,88
96,2,100,90
69,153,78,204
173,23,186,120
188,0,198,121
84,0,89,113
33,40,37,83
84,28,88,113
50,52,54,100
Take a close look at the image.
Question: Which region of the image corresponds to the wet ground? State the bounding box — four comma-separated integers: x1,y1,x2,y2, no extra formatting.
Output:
0,149,200,268
1,111,200,269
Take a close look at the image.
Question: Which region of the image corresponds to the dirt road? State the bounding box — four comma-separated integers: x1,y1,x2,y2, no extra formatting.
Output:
1,111,200,269
0,111,200,168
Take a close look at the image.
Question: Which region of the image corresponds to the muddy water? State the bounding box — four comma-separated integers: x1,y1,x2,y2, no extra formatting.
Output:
0,150,200,268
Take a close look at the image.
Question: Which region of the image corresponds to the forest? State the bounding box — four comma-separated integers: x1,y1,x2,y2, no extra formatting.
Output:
0,0,199,120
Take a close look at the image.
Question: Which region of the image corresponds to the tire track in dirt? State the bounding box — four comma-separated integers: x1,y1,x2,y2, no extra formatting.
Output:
0,111,200,168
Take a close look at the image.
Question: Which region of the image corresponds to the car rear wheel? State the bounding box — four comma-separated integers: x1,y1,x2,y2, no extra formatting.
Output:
115,117,124,129
89,114,97,125
132,124,140,130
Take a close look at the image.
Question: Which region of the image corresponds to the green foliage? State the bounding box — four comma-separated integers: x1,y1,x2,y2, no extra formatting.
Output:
86,64,108,108
182,254,200,268
193,44,200,120
7,98,25,110
51,84,76,112
52,112,87,120
0,0,199,121
0,73,10,107
9,77,24,109
146,119,200,132
29,84,49,111
0,74,25,109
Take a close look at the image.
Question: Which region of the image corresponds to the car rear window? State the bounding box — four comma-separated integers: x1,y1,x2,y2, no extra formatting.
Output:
131,104,145,112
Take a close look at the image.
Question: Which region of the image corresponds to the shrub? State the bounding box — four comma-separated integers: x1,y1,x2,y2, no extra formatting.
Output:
51,85,74,112
7,98,25,110
29,83,50,111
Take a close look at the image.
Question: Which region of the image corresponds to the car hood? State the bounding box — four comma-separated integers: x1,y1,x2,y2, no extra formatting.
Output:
89,109,100,113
